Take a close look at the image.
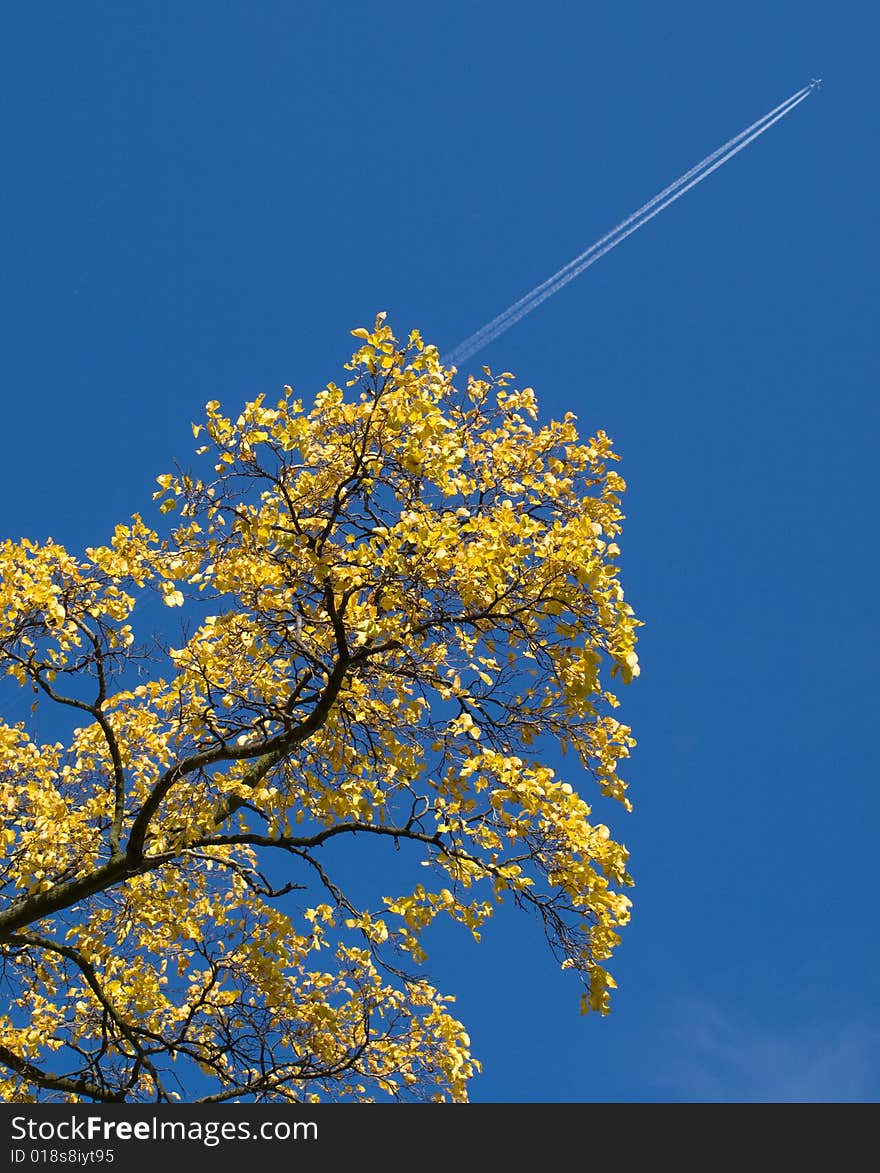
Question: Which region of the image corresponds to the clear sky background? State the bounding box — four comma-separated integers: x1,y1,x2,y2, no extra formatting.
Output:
2,3,877,1102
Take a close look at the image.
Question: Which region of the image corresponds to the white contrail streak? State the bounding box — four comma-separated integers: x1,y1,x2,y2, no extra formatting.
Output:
445,85,814,366
449,89,811,363
446,86,809,364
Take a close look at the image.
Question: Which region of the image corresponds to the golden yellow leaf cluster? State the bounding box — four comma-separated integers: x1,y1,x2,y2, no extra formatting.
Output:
0,318,639,1102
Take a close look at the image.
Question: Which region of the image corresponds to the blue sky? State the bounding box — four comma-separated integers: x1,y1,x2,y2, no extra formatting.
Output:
2,2,877,1102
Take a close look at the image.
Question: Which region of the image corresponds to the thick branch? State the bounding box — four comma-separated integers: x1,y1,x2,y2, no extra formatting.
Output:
195,820,443,852
126,648,351,860
0,1042,124,1103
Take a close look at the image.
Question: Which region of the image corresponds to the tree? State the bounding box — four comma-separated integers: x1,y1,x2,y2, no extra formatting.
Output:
0,316,640,1103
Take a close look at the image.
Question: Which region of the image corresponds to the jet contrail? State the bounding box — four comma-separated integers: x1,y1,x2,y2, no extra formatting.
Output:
445,84,816,367
446,86,809,365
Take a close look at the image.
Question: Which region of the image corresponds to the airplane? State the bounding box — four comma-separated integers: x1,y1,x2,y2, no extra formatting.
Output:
810,77,823,89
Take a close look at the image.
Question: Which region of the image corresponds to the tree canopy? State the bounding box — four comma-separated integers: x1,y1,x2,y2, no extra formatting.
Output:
0,317,640,1102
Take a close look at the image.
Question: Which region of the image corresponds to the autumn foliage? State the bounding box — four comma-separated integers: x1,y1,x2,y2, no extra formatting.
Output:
0,317,639,1102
